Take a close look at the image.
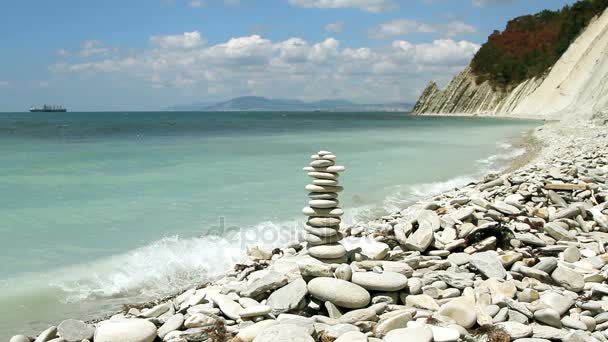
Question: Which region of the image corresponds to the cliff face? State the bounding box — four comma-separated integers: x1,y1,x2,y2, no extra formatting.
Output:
414,5,608,118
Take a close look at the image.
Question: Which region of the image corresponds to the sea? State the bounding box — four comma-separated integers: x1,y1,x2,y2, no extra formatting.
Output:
0,111,539,338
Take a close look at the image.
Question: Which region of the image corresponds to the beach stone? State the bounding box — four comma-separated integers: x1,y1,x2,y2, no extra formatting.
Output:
384,326,433,342
252,323,313,342
485,278,517,298
515,339,551,342
184,313,216,328
470,251,507,279
240,305,272,318
308,244,346,259
324,324,359,339
338,304,383,324
313,178,339,186
496,322,533,339
551,265,585,292
562,316,587,330
94,319,157,342
544,222,576,241
438,297,477,328
539,292,574,316
9,336,30,342
448,252,471,266
304,225,339,237
306,184,344,193
302,206,343,217
430,326,460,342
267,278,307,315
564,246,582,263
534,257,558,274
492,201,521,215
374,311,412,337
405,224,434,252
534,308,563,328
236,320,278,342
308,217,341,227
532,325,567,340
57,320,95,342
210,294,243,319
310,159,334,168
34,327,58,342
307,192,339,200
157,314,184,339
406,294,439,311
303,232,340,245
326,165,345,172
335,331,368,342
309,199,340,208
351,271,408,291
307,277,370,309
335,264,352,281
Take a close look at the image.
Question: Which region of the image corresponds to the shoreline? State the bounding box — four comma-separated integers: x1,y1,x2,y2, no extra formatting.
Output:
11,115,608,342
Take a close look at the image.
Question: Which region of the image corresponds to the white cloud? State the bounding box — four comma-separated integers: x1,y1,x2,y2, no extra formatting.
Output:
288,0,397,13
369,19,476,38
188,0,205,7
78,40,110,57
57,49,70,58
325,21,344,33
472,0,513,7
51,33,480,103
150,31,205,49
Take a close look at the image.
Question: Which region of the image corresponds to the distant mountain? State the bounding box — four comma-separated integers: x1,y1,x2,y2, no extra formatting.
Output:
167,96,412,112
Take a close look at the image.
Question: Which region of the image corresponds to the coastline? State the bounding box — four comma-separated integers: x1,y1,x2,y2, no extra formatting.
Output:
10,115,608,342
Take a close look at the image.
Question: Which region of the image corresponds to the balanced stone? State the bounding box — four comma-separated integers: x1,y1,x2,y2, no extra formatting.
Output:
304,226,339,237
306,184,344,193
308,244,346,259
310,159,334,167
303,232,342,245
308,217,341,227
308,172,338,179
312,179,339,186
302,206,343,217
309,199,339,208
307,192,338,200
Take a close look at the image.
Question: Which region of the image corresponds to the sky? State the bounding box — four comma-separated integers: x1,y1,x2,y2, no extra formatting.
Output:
0,0,577,111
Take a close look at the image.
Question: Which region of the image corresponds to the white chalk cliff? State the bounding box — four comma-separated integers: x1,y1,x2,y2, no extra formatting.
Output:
413,7,608,119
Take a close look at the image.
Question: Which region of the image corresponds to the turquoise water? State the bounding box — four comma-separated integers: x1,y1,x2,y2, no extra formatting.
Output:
0,111,538,337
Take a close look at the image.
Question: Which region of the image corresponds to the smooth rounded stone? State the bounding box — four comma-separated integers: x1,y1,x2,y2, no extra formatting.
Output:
430,326,460,342
374,311,412,337
470,251,507,279
551,265,585,292
308,217,341,227
335,331,368,342
384,326,433,342
158,314,184,339
252,323,313,342
10,336,30,342
239,297,260,308
351,271,408,292
580,316,596,331
210,294,243,320
534,308,563,328
309,199,340,208
57,319,95,342
310,159,334,168
405,294,439,311
438,297,476,328
514,339,551,342
303,232,342,245
267,278,308,315
240,305,272,318
335,264,353,281
408,278,423,295
308,171,338,180
140,302,171,318
94,319,157,342
326,165,346,172
324,324,359,339
236,320,278,342
509,309,529,324
405,224,433,252
517,288,539,303
562,316,587,330
308,244,346,259
540,291,575,315
307,277,370,309
485,278,517,298
306,184,343,193
532,325,567,340
307,192,339,200
312,179,340,186
496,322,533,339
304,225,338,237
34,326,58,342
447,253,471,266
302,206,343,217
184,313,216,328
563,246,582,263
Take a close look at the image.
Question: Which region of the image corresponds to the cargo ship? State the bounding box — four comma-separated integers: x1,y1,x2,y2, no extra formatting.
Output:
30,105,67,112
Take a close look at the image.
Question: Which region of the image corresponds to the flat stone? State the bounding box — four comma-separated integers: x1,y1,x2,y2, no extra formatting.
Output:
563,246,582,263
384,326,433,342
209,294,243,319
448,253,471,266
532,325,567,340
57,319,95,342
140,302,171,318
242,271,289,298
306,184,343,193
406,294,439,311
313,179,339,186
335,331,368,342
324,324,359,339
240,305,272,318
492,201,521,215
252,323,313,342
267,278,308,315
307,192,338,200
302,207,343,217
534,308,562,328
308,217,341,227
236,320,278,342
374,311,412,337
303,232,341,245
307,277,370,309
485,278,517,298
405,224,434,252
310,159,334,168
430,326,460,342
551,265,584,292
304,225,338,237
438,297,477,328
309,199,340,208
539,292,574,316
308,244,346,259
184,313,216,328
34,327,58,342
94,319,157,342
544,222,576,241
157,314,184,339
338,306,380,324
561,316,587,330
308,171,338,179
496,322,533,339
470,251,507,279
351,271,408,292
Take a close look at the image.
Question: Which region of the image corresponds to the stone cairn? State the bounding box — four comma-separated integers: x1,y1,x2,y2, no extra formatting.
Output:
302,150,347,263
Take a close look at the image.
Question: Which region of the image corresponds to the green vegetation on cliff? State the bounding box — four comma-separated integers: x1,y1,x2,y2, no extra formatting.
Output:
471,0,608,89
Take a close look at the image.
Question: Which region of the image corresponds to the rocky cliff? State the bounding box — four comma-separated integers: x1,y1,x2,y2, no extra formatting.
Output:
413,4,608,118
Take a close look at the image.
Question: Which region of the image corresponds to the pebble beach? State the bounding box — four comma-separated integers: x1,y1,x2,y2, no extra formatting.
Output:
10,115,608,342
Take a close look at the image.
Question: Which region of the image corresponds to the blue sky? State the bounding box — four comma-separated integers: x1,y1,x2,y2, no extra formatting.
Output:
0,0,576,111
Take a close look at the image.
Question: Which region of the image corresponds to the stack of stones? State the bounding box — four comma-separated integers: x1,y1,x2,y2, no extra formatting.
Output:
302,150,347,263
